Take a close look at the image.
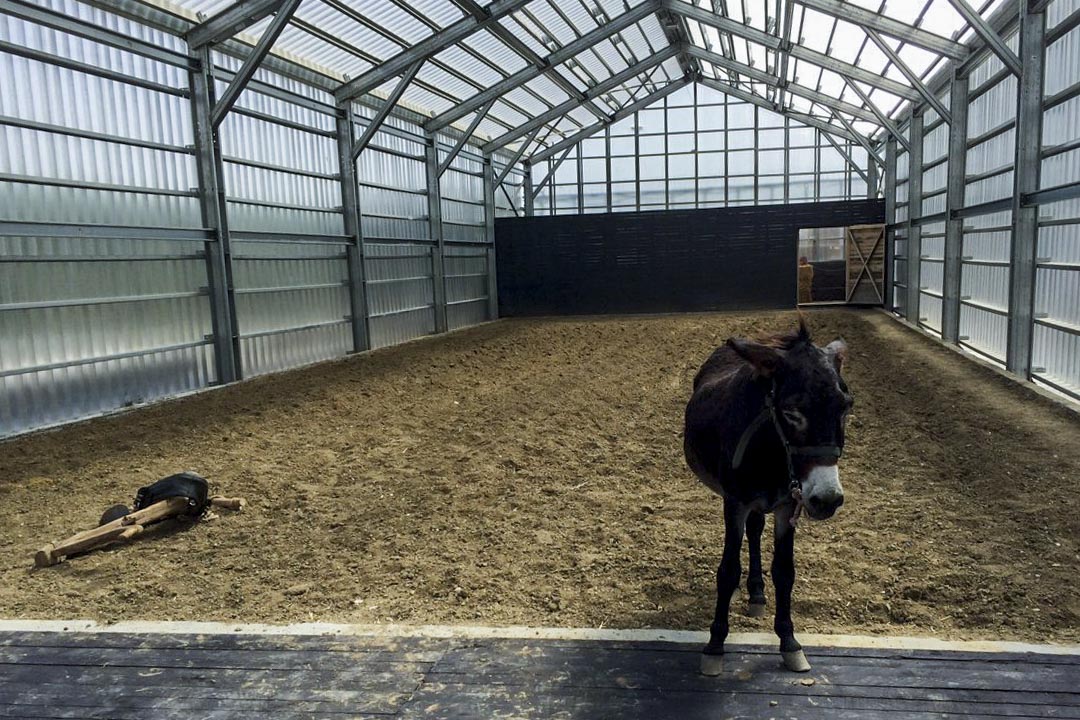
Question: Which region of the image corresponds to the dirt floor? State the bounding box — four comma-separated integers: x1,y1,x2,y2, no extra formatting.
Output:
1,309,1079,644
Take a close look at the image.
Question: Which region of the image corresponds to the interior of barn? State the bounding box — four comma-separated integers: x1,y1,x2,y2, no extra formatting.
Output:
1,0,1079,717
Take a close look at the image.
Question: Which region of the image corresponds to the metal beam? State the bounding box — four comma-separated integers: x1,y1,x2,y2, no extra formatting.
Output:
482,153,499,320
529,146,574,201
425,134,448,334
821,132,870,185
884,138,897,312
451,0,608,123
665,0,921,101
794,0,969,60
906,112,924,325
187,45,241,383
211,0,300,128
335,108,371,352
865,29,952,124
942,72,969,344
689,45,883,125
523,162,534,216
1006,4,1046,377
529,76,692,164
334,0,531,104
437,99,495,176
845,80,911,152
698,76,864,145
481,46,679,154
946,0,1023,77
186,0,288,49
495,127,542,188
350,61,423,159
425,0,661,133
830,111,885,168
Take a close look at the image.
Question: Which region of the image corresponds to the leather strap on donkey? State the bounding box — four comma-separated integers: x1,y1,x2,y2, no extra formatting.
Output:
133,471,210,519
731,380,842,493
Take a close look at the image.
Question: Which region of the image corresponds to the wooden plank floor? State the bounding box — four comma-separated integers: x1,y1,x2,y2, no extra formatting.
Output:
0,631,1077,719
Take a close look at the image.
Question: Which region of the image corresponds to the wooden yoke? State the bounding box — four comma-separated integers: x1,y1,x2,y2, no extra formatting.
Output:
35,494,245,567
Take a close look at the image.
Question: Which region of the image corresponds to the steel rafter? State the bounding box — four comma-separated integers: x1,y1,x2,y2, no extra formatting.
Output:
529,76,693,164
865,29,952,124
349,61,423,159
481,45,681,155
945,0,1023,76
688,45,884,126
438,99,496,177
844,80,910,151
210,0,299,128
663,0,921,101
334,0,533,104
450,0,608,123
425,0,661,133
185,0,288,48
794,0,968,60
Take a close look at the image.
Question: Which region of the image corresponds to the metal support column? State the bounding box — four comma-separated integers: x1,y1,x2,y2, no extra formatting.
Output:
604,127,612,213
523,161,534,216
884,138,897,312
867,154,879,198
335,106,371,352
634,110,641,210
425,133,448,333
783,117,791,204
907,112,924,324
482,153,499,321
942,71,969,344
188,45,241,384
576,143,584,213
1006,5,1047,377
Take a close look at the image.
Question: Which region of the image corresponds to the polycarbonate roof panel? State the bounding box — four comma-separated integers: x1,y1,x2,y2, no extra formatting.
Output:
170,0,1018,150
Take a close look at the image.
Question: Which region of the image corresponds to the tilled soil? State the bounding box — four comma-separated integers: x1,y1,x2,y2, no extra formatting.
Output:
1,309,1078,643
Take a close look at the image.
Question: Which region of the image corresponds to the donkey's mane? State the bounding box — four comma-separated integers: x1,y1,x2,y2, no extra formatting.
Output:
760,315,813,351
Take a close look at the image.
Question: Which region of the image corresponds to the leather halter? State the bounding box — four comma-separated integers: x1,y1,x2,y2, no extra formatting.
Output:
731,379,843,493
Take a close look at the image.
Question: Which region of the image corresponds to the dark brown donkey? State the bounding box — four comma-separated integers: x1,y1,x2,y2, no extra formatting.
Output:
684,318,852,675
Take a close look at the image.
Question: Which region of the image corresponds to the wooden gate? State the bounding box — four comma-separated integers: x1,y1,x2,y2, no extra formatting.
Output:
845,224,886,305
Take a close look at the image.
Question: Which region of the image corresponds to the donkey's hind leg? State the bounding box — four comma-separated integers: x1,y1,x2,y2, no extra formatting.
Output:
745,510,767,617
701,497,749,676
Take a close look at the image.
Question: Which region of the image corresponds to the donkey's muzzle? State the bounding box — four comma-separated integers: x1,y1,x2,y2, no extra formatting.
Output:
806,491,844,520
801,464,844,520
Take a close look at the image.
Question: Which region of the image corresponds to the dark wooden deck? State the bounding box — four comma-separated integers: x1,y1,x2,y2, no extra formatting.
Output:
1,630,1077,719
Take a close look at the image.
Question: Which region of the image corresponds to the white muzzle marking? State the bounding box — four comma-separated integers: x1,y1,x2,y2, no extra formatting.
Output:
801,464,843,518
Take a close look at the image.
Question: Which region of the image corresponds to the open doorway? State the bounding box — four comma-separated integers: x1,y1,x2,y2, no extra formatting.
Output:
797,227,847,305
797,224,887,306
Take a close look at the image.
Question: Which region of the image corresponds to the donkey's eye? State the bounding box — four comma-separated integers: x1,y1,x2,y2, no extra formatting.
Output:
782,409,808,431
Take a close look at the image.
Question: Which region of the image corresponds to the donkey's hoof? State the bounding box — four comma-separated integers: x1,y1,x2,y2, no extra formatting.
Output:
781,649,811,673
700,654,725,676
747,602,767,618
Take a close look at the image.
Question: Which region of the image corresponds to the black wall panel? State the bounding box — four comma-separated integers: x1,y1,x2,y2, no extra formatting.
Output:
495,199,885,316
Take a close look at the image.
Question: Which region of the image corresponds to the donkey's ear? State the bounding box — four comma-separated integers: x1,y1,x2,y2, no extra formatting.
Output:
824,339,848,374
727,338,783,377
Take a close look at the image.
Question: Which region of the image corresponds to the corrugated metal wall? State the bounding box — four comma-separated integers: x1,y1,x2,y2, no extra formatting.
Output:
1034,0,1080,397
0,0,499,437
885,0,1080,402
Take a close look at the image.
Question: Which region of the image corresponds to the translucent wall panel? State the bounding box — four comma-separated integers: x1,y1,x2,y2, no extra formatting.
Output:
532,82,873,215
0,0,213,436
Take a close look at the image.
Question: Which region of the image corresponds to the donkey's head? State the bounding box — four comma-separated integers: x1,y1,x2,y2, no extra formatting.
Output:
727,318,853,520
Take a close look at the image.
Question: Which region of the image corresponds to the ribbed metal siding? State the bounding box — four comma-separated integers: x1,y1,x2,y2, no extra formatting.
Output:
1033,14,1080,396
0,1,214,437
213,52,351,377
365,242,436,349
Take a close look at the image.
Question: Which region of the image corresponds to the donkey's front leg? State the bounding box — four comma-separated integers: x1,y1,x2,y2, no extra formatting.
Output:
772,502,810,672
701,497,749,676
745,510,767,617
